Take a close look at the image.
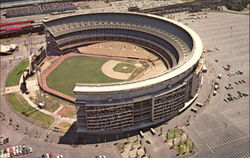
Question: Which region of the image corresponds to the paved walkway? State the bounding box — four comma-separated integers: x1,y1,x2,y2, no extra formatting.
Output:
3,82,76,131
21,93,76,123
4,86,75,121
2,86,20,95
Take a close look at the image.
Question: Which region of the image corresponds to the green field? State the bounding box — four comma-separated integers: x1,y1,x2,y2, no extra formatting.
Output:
113,63,135,73
47,56,123,97
6,93,54,126
6,59,29,87
166,128,195,155
47,56,150,97
32,92,73,113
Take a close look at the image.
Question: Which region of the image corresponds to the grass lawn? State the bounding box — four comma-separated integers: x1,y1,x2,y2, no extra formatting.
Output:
32,91,73,113
58,122,71,129
6,93,54,126
113,63,135,73
115,142,126,153
46,56,123,97
65,109,76,117
173,139,195,155
166,128,195,155
6,59,29,87
166,128,183,140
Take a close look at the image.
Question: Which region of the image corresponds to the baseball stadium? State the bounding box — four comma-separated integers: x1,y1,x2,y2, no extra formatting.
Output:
41,12,203,134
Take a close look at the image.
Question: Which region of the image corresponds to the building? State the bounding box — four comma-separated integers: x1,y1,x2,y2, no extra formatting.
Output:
43,12,203,134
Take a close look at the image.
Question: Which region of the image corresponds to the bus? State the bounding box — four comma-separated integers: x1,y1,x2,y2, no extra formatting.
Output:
139,131,144,138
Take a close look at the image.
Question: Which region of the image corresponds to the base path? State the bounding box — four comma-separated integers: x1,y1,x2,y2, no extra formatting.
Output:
101,60,132,80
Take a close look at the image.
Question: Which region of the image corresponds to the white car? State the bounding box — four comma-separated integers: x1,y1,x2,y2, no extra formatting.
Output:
6,148,10,153
15,146,19,156
18,145,22,155
2,153,8,158
6,152,10,158
0,149,4,156
0,137,3,145
29,147,33,153
13,148,16,156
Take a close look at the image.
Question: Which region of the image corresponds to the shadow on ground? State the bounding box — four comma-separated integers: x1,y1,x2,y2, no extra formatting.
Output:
58,120,170,145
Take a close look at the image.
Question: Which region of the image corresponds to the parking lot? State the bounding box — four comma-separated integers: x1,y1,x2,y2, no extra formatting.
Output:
179,12,249,158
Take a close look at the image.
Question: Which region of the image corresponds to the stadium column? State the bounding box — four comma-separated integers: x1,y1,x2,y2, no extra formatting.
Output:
190,64,202,97
151,96,155,121
44,25,49,56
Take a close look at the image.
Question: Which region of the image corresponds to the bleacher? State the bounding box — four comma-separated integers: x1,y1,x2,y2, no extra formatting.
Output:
45,13,193,67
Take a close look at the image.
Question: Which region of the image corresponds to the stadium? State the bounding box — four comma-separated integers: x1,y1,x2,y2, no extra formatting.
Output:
42,12,203,134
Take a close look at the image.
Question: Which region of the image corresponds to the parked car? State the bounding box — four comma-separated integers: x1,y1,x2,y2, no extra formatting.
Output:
15,146,19,156
49,152,53,158
18,145,22,155
45,153,50,158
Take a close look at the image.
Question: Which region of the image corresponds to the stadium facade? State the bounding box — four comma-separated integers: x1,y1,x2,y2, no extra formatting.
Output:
44,12,203,134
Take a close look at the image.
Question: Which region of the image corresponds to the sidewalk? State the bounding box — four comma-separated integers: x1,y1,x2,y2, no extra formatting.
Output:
21,93,76,124
3,79,76,125
1,86,20,95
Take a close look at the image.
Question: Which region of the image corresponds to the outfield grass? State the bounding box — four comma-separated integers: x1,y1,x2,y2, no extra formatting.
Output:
139,61,149,68
6,93,54,126
47,56,123,97
113,63,135,73
6,59,29,87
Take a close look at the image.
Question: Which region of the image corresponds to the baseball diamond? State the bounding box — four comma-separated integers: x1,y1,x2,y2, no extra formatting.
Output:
43,12,203,134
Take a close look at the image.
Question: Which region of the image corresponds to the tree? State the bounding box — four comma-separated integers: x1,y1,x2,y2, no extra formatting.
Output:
130,145,134,151
25,127,28,134
9,118,12,125
35,130,38,138
176,144,181,156
136,151,139,157
185,135,189,145
170,139,175,149
16,124,19,130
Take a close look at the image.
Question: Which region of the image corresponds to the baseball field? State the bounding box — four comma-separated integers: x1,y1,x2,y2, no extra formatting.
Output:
46,55,149,97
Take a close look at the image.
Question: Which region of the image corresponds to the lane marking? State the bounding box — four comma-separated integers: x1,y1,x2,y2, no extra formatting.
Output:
209,135,249,152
